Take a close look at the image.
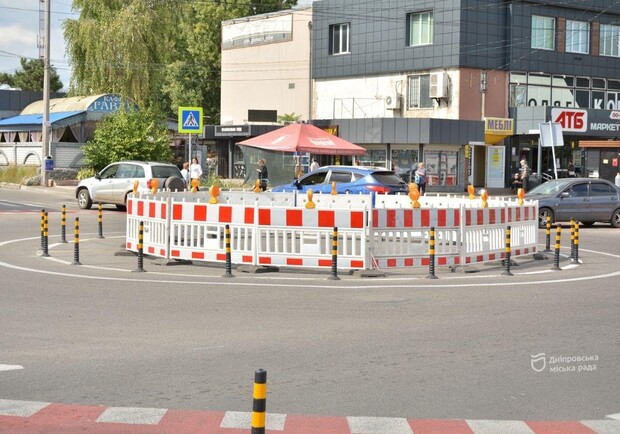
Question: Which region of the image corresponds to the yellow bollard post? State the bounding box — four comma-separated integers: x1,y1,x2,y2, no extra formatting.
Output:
331,181,337,195
253,179,262,193
133,180,139,196
191,178,200,193
251,369,267,434
517,187,525,205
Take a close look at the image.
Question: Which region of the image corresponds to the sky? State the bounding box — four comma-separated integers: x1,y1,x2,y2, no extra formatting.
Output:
0,0,76,90
0,0,316,93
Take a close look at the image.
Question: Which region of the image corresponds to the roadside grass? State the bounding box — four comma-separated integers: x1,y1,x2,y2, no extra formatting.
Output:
0,165,38,184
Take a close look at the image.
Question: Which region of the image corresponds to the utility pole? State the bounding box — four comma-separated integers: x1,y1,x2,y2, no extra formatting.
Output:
41,0,51,187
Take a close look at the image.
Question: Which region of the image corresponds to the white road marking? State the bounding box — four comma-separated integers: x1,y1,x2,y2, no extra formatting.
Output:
347,416,414,433
605,413,620,420
466,419,534,433
0,364,23,371
1,237,619,289
220,411,286,430
0,399,49,417
95,407,167,425
582,420,620,433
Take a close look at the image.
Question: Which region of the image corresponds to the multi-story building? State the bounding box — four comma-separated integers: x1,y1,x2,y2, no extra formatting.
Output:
215,0,620,188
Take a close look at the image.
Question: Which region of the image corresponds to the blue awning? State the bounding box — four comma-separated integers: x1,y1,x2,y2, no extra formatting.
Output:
0,111,86,132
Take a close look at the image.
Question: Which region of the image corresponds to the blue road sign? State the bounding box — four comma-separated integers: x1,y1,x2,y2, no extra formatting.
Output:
178,107,203,133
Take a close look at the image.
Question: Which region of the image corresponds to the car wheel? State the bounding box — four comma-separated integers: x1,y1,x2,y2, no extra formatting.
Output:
116,193,129,211
77,189,92,210
611,208,620,228
165,176,185,192
538,208,554,228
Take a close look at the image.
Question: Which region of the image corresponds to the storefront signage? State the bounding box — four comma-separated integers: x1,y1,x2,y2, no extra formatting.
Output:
551,108,588,132
485,118,514,135
215,125,251,137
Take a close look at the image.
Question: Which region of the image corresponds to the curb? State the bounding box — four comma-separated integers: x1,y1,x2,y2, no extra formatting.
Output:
1,399,618,433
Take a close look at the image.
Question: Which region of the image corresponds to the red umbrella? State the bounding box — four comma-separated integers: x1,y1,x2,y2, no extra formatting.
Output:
238,123,366,156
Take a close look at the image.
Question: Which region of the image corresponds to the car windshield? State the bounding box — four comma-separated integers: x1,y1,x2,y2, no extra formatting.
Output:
152,165,181,179
527,179,572,196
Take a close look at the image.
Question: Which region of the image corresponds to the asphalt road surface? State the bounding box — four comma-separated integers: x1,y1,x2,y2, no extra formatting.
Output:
1,186,619,428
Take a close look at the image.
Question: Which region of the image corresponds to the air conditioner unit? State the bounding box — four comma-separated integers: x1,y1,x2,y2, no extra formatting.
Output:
385,94,401,110
429,72,449,99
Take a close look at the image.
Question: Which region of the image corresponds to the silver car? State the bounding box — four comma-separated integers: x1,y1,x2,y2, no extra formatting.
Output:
527,178,620,228
76,161,185,210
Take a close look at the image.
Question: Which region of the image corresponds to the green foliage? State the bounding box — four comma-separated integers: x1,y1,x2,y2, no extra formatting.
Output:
64,0,185,112
0,165,38,184
0,59,63,92
64,0,297,118
77,167,96,180
277,112,302,124
83,109,172,171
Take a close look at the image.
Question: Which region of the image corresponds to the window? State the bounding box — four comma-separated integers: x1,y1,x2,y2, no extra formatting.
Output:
407,11,433,46
329,23,350,55
408,75,433,109
566,20,590,54
591,183,614,196
531,16,555,50
600,24,620,57
329,171,354,183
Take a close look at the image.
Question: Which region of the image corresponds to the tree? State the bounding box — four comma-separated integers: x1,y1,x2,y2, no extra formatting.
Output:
65,0,297,119
64,0,187,113
175,0,298,123
83,109,172,171
0,59,63,92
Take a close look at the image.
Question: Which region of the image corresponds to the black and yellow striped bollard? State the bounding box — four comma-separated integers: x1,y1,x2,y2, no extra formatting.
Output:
426,226,438,279
72,217,81,265
573,221,580,264
551,225,561,271
40,209,45,253
328,227,340,280
42,210,50,257
544,215,552,252
98,203,105,239
60,204,68,243
569,218,576,260
133,221,145,272
223,224,233,278
251,369,267,434
502,225,513,276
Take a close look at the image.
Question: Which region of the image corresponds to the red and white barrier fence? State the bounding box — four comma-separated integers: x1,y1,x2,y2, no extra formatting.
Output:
126,191,538,271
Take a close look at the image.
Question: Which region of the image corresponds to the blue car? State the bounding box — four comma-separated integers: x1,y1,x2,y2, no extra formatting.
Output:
271,165,409,195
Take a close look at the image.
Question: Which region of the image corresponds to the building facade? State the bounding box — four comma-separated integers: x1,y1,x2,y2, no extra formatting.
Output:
312,0,620,188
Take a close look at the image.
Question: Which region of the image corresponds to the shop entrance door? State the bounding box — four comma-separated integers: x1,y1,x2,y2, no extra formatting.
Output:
486,146,505,188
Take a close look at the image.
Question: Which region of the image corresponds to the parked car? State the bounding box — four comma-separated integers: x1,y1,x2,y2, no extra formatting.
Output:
76,161,185,210
271,165,409,195
526,178,620,228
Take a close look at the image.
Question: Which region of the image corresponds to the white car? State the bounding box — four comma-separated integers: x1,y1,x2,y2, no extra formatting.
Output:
76,161,185,210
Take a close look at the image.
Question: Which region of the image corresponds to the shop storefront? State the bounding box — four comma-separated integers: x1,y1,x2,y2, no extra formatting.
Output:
512,107,620,184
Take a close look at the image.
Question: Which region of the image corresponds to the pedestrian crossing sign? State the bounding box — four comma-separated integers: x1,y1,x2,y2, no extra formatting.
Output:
178,107,203,133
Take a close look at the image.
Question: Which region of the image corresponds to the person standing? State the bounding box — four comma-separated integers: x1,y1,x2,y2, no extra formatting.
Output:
413,162,427,195
189,157,203,191
180,161,190,186
520,159,530,192
310,157,320,172
257,159,268,191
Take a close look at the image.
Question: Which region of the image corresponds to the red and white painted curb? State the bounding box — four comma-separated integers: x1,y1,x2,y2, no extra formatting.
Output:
1,399,619,433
